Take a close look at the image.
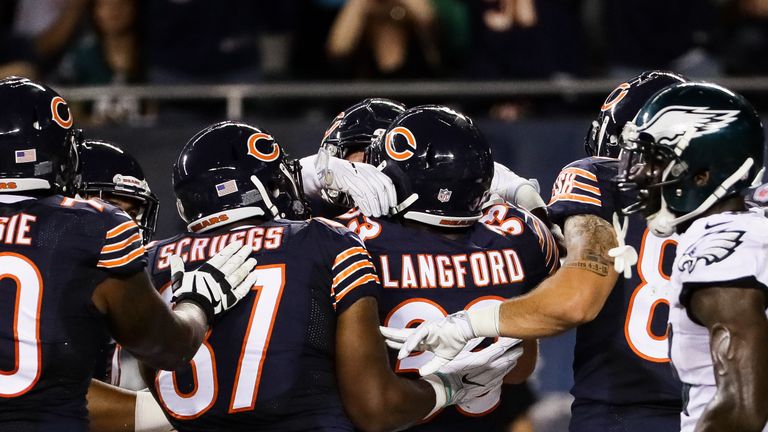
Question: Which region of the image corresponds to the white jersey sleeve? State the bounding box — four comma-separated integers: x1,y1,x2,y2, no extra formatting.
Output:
300,155,323,200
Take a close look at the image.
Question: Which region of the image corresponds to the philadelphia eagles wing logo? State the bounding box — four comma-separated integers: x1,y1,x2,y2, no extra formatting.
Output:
638,105,740,145
677,225,746,273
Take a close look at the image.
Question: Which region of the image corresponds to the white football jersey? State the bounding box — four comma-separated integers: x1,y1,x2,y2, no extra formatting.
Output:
669,208,768,432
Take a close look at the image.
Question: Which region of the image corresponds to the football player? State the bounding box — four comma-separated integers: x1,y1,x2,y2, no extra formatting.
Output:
74,139,159,246
617,82,768,431
302,98,546,219
383,72,688,431
300,98,405,218
99,121,520,432
335,105,559,430
0,77,257,431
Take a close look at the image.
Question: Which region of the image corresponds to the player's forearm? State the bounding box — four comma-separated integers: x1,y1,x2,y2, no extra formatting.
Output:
348,377,435,432
87,379,135,432
497,270,612,338
131,301,208,371
151,301,208,370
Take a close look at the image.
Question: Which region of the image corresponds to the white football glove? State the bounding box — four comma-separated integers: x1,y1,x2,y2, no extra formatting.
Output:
170,242,259,323
315,147,397,217
608,213,638,279
380,304,504,376
490,162,546,211
420,338,523,418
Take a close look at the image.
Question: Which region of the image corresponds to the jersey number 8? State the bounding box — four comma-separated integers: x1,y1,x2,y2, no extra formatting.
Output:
624,230,676,363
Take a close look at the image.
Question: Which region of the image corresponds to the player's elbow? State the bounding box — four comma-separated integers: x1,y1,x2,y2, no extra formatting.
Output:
559,296,600,326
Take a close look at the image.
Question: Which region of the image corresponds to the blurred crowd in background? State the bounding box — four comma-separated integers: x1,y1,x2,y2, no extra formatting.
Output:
3,0,768,86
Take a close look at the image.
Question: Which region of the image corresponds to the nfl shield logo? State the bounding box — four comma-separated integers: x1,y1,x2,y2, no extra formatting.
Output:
437,188,452,203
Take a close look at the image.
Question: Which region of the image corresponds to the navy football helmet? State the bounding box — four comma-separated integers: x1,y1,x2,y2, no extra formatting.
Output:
365,105,493,227
75,140,159,243
173,121,309,233
321,98,406,160
0,76,80,193
585,71,688,158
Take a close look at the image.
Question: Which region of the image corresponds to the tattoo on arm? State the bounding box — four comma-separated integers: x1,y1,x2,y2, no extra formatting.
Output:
562,215,616,276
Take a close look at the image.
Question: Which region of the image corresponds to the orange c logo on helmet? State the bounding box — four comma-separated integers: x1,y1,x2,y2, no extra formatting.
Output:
385,127,417,161
247,133,280,162
601,82,630,112
50,96,73,129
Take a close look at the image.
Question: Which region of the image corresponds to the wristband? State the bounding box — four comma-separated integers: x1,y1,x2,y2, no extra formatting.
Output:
421,374,449,419
467,303,501,338
135,390,172,432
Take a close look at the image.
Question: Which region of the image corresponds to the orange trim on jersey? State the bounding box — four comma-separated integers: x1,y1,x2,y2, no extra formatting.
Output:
333,247,369,268
334,273,379,305
646,299,670,341
106,221,138,239
332,260,374,288
571,180,601,196
97,246,145,268
562,167,598,182
549,193,602,206
0,253,44,397
229,264,286,413
624,229,670,364
101,233,142,254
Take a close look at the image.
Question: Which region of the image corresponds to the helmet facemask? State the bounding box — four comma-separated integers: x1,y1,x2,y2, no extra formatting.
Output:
617,121,756,237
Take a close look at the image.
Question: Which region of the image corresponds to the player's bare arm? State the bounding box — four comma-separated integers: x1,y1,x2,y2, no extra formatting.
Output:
92,272,209,371
87,379,173,432
336,297,436,431
689,287,768,432
496,214,619,337
92,242,258,370
381,213,618,375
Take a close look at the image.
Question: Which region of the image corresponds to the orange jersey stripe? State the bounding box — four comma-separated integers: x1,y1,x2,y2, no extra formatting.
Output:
571,180,601,196
97,246,146,268
333,260,374,287
106,221,138,239
101,233,143,254
334,273,380,305
563,167,598,182
549,193,602,206
333,247,369,268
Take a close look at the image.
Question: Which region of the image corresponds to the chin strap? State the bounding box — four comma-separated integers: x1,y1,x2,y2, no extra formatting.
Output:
648,157,755,237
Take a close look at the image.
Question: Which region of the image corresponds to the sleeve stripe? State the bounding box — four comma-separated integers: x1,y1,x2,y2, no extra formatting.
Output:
333,260,375,288
549,194,602,206
564,167,597,181
572,180,601,196
97,246,146,268
106,221,138,239
333,273,380,305
101,233,143,253
333,247,369,268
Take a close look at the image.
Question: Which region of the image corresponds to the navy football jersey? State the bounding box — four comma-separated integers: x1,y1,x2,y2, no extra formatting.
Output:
145,218,380,432
547,157,682,409
0,194,146,431
337,205,556,431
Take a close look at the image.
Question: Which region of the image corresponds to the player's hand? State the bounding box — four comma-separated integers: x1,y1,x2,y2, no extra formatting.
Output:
381,311,478,376
608,213,638,279
315,147,397,217
420,338,523,416
170,242,259,323
489,162,546,211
